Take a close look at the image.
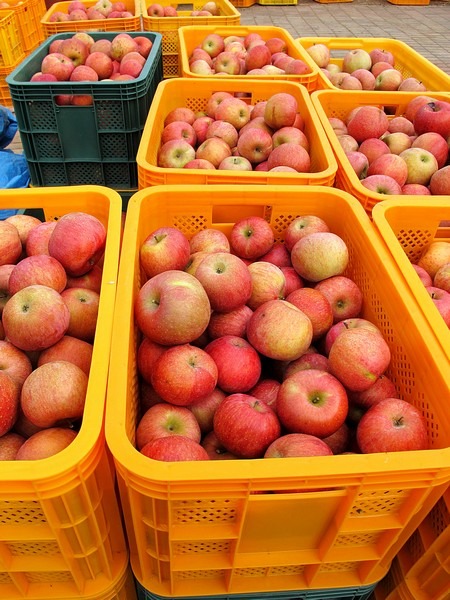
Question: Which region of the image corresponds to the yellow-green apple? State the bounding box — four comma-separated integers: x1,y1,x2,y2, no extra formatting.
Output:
8,255,67,295
219,156,253,171
213,51,241,75
158,139,196,168
346,151,369,179
429,165,450,195
15,427,78,460
247,261,286,310
135,270,211,345
305,43,330,68
398,77,427,92
0,371,20,436
0,340,33,388
267,142,311,172
351,68,376,90
110,34,138,60
402,183,431,195
413,100,450,138
205,335,261,393
236,128,273,164
0,221,22,266
192,115,214,144
367,153,408,186
264,93,298,129
66,263,102,293
207,304,253,340
347,106,389,143
189,228,230,254
324,317,383,355
328,327,391,392
315,274,364,322
374,68,403,91
382,132,412,155
284,215,329,253
201,33,224,58
37,335,93,376
214,97,250,130
356,398,428,453
399,147,438,185
195,137,231,168
246,299,313,361
164,107,196,126
343,49,372,73
205,91,233,118
283,349,330,379
201,430,237,460
286,287,333,340
72,31,95,47
0,432,25,460
187,387,226,434
349,374,398,409
361,174,403,195
206,120,238,148
140,434,209,461
358,137,390,164
434,263,450,293
277,368,348,437
59,37,89,67
61,287,99,342
412,132,448,168
388,116,416,136
259,241,291,268
412,263,433,287
136,403,201,449
213,392,280,458
140,226,190,278
194,252,252,312
48,212,106,277
290,231,349,283
426,286,450,325
321,422,351,454
21,360,88,428
2,285,70,351
230,215,274,260
261,64,285,75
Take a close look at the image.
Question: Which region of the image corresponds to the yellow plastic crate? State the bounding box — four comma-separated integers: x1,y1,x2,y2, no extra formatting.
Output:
41,0,140,36
106,184,450,598
0,57,24,108
0,0,44,54
387,0,429,5
0,9,25,68
231,0,256,6
179,25,320,91
141,0,240,78
136,78,337,188
296,37,450,92
371,197,450,363
0,185,128,600
310,89,450,215
258,0,297,4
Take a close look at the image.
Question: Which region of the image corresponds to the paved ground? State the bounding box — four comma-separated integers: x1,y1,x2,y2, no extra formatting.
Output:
238,0,450,75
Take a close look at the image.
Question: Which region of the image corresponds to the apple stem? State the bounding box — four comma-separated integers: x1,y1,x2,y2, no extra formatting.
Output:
393,416,404,427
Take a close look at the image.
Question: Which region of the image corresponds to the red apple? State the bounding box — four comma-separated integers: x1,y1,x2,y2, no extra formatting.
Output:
284,349,330,379
66,263,102,293
324,317,383,356
141,435,209,461
264,432,333,458
0,432,25,460
205,335,261,393
284,215,330,253
0,221,22,266
189,228,230,254
140,226,190,279
201,430,237,460
207,304,253,340
264,93,298,130
15,428,78,460
286,287,333,340
430,165,450,196
425,286,450,326
413,100,450,139
61,287,99,342
412,132,448,169
321,422,351,454
136,403,201,449
281,266,304,296
8,255,67,295
314,275,363,323
247,261,286,310
350,374,398,409
347,106,389,143
37,335,93,376
230,216,274,260
0,371,20,436
0,340,33,388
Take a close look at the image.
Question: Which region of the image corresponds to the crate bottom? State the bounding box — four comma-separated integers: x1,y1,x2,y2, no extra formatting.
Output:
27,160,138,189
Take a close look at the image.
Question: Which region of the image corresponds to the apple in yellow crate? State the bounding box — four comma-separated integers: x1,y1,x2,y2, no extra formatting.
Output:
15,428,78,460
0,432,25,461
140,435,209,461
8,255,67,295
0,371,20,437
0,340,33,388
136,403,202,449
0,220,22,266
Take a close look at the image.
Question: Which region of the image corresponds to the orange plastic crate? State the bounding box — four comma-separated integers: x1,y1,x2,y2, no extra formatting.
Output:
0,185,128,600
41,0,140,35
141,0,241,78
231,0,256,6
0,0,43,54
0,57,23,107
296,37,450,92
387,0,429,5
179,25,320,91
106,184,450,598
371,197,450,363
310,89,450,215
136,78,337,188
0,9,25,68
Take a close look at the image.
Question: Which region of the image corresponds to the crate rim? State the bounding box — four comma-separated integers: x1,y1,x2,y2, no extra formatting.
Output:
0,184,122,482
105,183,450,486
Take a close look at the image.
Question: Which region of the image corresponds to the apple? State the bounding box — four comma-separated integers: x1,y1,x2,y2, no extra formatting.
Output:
137,336,165,384
119,58,143,78
139,226,190,279
367,153,408,187
360,174,403,195
84,51,114,79
195,137,231,168
147,3,164,16
265,432,333,458
189,228,230,254
398,77,427,92
192,116,214,145
201,33,225,58
347,106,389,143
374,68,403,91
207,304,253,340
0,340,33,388
205,91,233,118
0,371,20,436
0,221,22,266
187,387,226,434
110,34,138,61
194,252,252,313
247,261,286,310
258,241,291,268
219,156,253,171
213,51,241,75
140,435,209,461
134,36,153,59
426,286,450,326
356,398,428,453
417,241,450,279
358,137,390,164
286,287,333,340
246,299,313,362
346,151,369,179
369,48,394,66
185,251,210,276
244,44,271,71
0,432,25,460
8,255,67,295
184,158,215,169
30,72,58,82
284,215,329,253
429,165,450,195
291,231,349,283
237,128,273,164
342,49,372,73
413,100,450,139
328,327,391,392
37,335,93,376
338,75,363,90
306,43,330,68
229,216,274,260
248,378,280,412
388,117,416,136
350,374,398,409
399,147,438,186
48,212,106,277
164,107,196,126
214,97,250,131
321,422,351,454
284,349,330,379
264,93,298,130
267,143,311,172
213,393,280,459
201,430,237,460
277,369,348,438
412,132,448,169
402,183,431,195
15,428,78,460
351,68,376,90
5,214,41,247
49,11,70,22
66,264,102,294
205,335,261,393
272,126,309,152
205,120,238,149
370,61,393,77
61,287,99,342
158,139,196,168
136,403,201,449
382,132,412,156
2,285,70,352
434,263,450,293
412,263,433,287
0,264,13,314
324,317,383,356
21,360,88,428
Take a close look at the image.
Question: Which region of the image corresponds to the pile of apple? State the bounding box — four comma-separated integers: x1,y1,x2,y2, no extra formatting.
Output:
306,44,429,92
132,216,429,463
48,0,134,22
187,31,310,77
29,32,153,106
0,211,106,461
412,244,450,327
331,95,450,195
158,91,312,173
147,0,220,16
